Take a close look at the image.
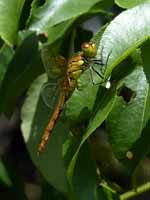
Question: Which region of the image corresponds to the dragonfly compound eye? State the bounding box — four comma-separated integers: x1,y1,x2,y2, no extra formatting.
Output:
81,42,97,58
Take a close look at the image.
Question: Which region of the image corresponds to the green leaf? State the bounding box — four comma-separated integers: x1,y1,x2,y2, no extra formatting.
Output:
67,86,116,188
0,33,43,116
115,0,150,9
97,187,109,200
97,184,118,200
129,120,150,169
143,78,150,127
107,67,149,161
95,0,114,9
141,40,150,127
0,159,12,186
27,0,113,45
64,140,97,200
0,0,25,44
126,88,150,168
21,74,69,193
43,19,75,45
96,3,150,80
141,39,150,85
0,44,14,87
28,0,103,31
71,143,97,200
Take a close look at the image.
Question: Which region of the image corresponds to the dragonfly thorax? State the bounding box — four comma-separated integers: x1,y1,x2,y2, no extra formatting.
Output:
67,53,84,78
64,53,85,96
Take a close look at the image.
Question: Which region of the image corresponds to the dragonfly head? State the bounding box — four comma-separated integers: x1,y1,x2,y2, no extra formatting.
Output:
81,42,97,58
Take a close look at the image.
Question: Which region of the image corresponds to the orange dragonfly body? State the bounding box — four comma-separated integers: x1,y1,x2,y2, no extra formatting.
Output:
38,42,102,154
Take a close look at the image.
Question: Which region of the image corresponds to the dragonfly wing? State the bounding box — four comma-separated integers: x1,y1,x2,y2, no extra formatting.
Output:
40,81,61,109
41,45,67,80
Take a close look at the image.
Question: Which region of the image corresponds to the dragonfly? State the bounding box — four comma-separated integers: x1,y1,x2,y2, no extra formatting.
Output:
38,42,105,154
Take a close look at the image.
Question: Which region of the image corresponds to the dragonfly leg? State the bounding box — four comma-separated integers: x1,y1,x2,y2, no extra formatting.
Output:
91,59,104,66
93,61,105,65
103,50,112,74
90,67,105,85
91,65,104,79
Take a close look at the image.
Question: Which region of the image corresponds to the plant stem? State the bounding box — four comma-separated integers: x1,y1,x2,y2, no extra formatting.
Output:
100,181,116,194
120,182,150,200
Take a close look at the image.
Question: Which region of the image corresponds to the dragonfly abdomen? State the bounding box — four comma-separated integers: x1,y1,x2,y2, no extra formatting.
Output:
38,91,65,154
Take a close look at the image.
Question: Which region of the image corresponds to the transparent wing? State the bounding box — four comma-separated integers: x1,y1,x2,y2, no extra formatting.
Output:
41,45,67,80
40,81,61,109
